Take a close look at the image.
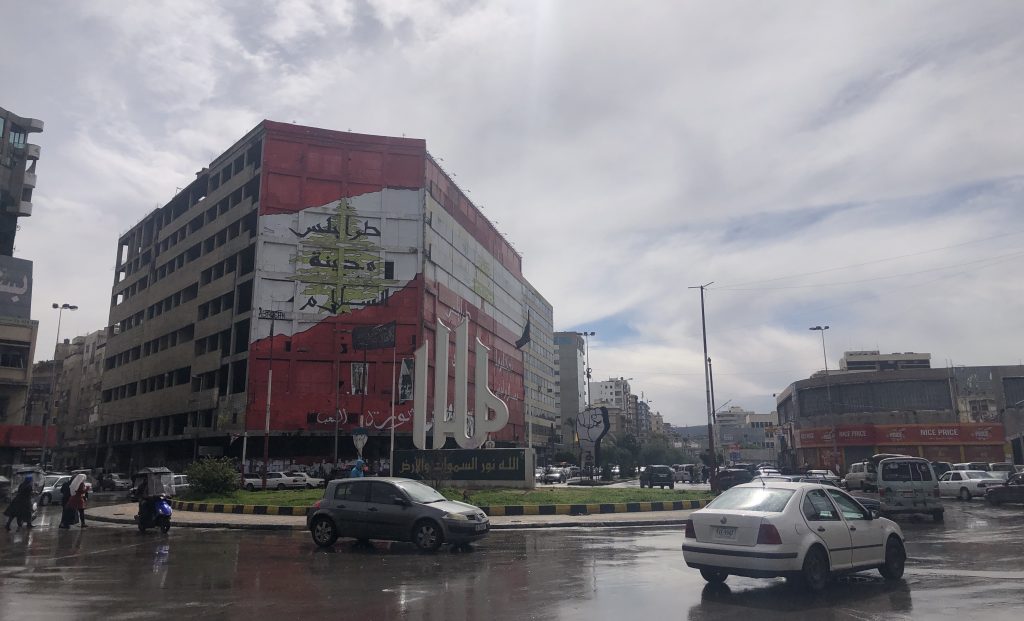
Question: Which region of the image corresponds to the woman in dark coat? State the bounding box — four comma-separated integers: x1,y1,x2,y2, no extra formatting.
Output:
4,475,35,530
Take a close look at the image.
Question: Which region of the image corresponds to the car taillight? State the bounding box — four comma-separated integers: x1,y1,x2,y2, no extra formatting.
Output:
312,500,321,510
685,520,696,539
757,523,782,545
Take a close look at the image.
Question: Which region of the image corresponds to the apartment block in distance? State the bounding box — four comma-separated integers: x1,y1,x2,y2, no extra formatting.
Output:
96,121,539,470
0,106,46,464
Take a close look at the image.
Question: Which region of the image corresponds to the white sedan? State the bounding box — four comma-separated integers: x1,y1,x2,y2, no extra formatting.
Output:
938,470,1003,500
682,482,906,591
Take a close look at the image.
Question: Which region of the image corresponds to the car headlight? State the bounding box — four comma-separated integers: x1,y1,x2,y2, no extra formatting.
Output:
444,512,470,521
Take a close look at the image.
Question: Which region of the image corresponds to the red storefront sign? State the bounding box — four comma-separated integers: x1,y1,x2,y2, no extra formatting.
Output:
0,425,57,448
797,423,1004,448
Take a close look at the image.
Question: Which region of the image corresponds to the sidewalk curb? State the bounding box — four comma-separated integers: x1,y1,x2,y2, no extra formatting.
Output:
169,498,711,517
89,511,692,531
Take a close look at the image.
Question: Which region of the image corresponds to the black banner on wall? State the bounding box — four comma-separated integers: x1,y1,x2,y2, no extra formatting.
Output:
394,449,527,481
352,321,396,350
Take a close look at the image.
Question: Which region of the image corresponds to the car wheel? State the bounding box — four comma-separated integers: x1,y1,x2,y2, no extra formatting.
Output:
801,546,829,592
311,517,338,548
669,483,675,489
412,519,443,552
932,509,944,522
959,487,971,501
39,494,50,506
159,516,171,534
878,536,906,580
306,483,313,489
277,484,286,491
245,484,254,491
700,569,728,583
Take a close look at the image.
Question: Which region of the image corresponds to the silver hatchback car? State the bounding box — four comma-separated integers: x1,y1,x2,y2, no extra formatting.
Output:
307,477,490,551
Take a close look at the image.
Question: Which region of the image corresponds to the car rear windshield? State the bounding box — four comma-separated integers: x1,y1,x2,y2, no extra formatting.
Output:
705,487,795,512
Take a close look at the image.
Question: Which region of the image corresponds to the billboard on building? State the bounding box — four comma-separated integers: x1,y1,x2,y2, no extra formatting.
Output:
0,256,32,319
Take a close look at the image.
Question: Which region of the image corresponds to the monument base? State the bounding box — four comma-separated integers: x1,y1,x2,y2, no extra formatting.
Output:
394,448,536,489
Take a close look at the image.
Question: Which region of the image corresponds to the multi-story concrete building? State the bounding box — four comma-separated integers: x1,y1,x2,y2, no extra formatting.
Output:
53,330,107,467
522,282,558,456
592,378,635,438
776,365,1021,472
553,331,586,451
95,122,541,470
715,406,779,465
839,350,931,372
0,106,46,464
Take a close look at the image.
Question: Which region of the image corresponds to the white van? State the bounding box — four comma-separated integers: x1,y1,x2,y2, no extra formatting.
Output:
844,461,877,491
872,454,943,522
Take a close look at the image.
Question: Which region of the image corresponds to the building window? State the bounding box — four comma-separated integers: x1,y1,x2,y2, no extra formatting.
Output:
8,129,26,149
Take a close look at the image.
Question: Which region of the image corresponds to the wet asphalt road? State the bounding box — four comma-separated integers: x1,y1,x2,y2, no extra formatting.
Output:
2,498,1022,620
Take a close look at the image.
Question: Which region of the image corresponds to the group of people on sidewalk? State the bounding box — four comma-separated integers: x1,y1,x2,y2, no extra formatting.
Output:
3,474,89,531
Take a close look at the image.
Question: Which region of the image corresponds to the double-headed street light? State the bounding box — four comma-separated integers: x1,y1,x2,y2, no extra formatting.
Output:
42,302,78,468
809,325,838,471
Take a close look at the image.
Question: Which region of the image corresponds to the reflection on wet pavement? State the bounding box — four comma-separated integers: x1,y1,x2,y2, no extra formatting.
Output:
1,500,1021,620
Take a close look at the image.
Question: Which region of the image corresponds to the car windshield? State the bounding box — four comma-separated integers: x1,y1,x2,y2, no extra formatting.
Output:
43,476,62,487
706,487,795,512
966,472,998,480
394,480,447,504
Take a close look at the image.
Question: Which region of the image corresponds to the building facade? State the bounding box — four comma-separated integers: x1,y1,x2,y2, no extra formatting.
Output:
95,122,539,471
0,106,44,464
839,350,931,372
714,406,779,465
54,330,107,467
522,282,558,456
553,331,586,452
776,365,1021,472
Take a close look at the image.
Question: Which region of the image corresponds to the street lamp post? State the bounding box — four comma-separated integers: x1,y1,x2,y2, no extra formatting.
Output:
42,302,77,469
577,331,595,407
259,308,286,490
689,282,718,490
809,326,838,471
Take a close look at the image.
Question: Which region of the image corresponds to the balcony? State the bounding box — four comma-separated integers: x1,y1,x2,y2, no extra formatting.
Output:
27,118,44,132
11,201,31,217
25,144,40,160
22,171,36,189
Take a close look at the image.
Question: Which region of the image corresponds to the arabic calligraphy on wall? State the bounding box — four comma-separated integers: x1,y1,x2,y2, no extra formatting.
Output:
291,198,396,314
394,449,527,481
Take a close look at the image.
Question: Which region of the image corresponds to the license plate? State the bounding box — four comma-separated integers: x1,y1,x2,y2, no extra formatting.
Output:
714,526,737,540
475,523,488,532
902,491,914,497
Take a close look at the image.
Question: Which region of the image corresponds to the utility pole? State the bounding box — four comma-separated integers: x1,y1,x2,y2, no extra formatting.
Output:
689,283,718,491
260,308,286,490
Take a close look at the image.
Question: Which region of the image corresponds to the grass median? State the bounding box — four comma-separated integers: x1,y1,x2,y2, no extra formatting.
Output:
181,485,711,508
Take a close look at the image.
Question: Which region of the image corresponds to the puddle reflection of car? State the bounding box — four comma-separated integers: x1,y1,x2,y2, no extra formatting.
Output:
308,478,490,551
683,482,906,592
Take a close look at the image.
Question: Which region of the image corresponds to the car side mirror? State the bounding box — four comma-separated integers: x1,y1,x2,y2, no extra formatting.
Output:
869,509,880,520
393,496,410,506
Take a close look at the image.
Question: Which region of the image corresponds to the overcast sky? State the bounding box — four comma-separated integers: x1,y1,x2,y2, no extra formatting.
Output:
4,1,1024,427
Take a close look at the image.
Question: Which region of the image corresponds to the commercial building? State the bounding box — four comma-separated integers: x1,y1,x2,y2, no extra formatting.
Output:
839,350,931,372
0,106,45,464
95,121,539,471
553,331,586,452
522,282,558,456
776,365,1020,472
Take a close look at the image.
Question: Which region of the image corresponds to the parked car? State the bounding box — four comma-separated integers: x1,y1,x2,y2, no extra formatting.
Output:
172,474,190,495
39,474,71,506
985,472,1024,506
938,470,1003,500
990,462,1014,474
241,471,310,490
100,472,131,492
308,477,490,551
755,468,781,478
672,465,692,483
872,455,943,522
715,468,754,491
930,462,952,478
952,462,990,472
639,465,675,489
806,469,841,485
844,461,876,491
287,471,326,488
682,482,906,591
798,476,840,488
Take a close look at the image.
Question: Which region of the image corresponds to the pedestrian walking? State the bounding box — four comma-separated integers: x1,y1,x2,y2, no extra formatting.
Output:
67,481,88,528
58,478,78,529
4,475,35,530
350,459,366,478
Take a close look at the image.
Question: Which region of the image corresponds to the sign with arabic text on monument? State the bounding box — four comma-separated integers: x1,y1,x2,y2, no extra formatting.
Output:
394,449,526,481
